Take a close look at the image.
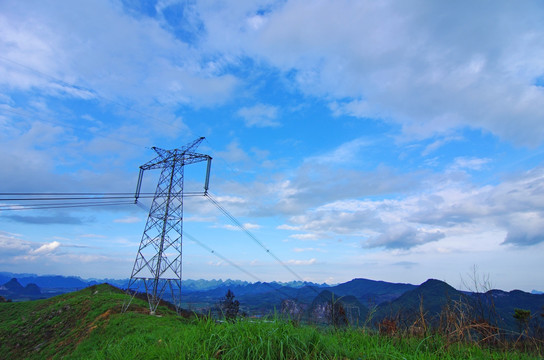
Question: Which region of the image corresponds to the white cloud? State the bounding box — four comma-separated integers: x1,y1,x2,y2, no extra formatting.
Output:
79,234,107,239
215,141,252,164
278,164,544,249
421,136,463,156
219,222,261,231
243,223,261,230
0,234,62,262
286,258,317,265
290,233,318,241
237,104,280,128
270,164,419,216
197,0,544,146
206,138,425,221
184,215,216,223
305,137,370,165
329,99,377,119
4,1,544,146
293,247,326,253
31,241,61,254
208,261,225,267
277,224,299,230
451,157,491,171
502,212,544,246
0,232,32,256
114,216,141,224
365,225,445,250
247,14,268,31
0,0,239,108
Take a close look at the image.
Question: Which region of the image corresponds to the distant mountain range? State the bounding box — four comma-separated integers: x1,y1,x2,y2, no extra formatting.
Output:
1,271,542,332
0,278,41,301
0,272,327,294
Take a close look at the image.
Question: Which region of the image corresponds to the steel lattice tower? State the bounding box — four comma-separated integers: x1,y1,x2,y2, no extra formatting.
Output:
124,137,211,314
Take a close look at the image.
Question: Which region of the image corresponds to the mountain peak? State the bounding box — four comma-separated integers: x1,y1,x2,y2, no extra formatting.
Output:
3,278,24,291
24,283,41,295
418,278,457,291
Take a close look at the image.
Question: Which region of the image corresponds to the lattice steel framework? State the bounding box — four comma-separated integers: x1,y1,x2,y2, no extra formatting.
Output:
123,137,211,314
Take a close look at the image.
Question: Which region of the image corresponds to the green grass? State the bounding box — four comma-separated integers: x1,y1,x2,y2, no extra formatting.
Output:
73,317,540,360
0,284,541,359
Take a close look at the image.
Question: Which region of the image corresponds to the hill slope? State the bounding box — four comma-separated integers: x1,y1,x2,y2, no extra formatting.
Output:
0,284,539,359
0,283,161,359
374,279,471,325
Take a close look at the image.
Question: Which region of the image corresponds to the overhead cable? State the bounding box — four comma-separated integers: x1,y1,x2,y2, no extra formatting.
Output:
133,201,302,302
205,192,319,295
0,191,204,201
0,200,135,211
182,231,296,301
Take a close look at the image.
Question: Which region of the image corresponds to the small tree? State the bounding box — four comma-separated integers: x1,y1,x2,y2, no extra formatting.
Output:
220,289,240,321
513,308,531,334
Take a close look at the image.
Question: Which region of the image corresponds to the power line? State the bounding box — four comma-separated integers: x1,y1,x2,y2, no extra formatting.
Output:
182,231,296,301
0,192,207,212
0,191,204,201
0,200,134,209
201,142,319,290
0,192,153,196
205,192,320,295
184,231,262,282
0,196,146,201
0,188,321,296
0,200,135,211
0,171,321,299
134,196,312,302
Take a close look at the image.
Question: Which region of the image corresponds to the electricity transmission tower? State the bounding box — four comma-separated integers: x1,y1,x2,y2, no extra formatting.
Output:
123,137,212,315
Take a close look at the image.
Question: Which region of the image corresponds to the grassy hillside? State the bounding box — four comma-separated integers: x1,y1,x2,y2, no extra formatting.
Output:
0,283,155,359
0,284,541,359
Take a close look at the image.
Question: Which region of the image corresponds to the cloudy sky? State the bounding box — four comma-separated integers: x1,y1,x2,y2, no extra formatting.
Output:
1,0,543,291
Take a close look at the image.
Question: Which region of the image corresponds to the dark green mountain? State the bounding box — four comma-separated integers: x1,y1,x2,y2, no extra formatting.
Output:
374,279,470,326
329,278,416,306
369,279,544,332
471,289,544,330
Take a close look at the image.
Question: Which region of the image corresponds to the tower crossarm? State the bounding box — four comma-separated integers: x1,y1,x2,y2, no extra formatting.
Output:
139,137,209,170
140,152,210,170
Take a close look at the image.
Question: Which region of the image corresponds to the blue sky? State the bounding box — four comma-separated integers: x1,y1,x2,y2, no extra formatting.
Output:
1,0,544,291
